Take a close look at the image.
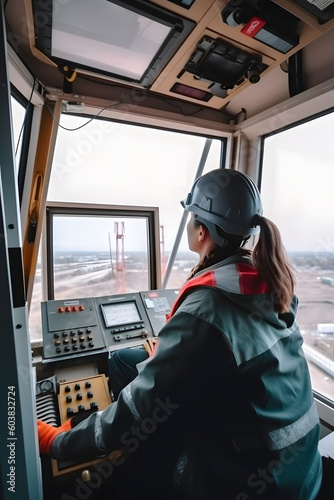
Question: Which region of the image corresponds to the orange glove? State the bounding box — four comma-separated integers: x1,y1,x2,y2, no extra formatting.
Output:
37,419,72,455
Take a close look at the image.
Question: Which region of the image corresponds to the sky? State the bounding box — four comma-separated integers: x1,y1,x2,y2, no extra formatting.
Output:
260,111,334,253
53,216,148,253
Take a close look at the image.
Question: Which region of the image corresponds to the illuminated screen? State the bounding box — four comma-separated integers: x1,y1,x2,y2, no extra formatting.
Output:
51,1,171,80
102,301,142,328
33,0,195,86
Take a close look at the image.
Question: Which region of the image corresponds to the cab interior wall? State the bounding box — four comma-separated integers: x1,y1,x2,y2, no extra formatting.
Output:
5,0,334,129
3,2,334,493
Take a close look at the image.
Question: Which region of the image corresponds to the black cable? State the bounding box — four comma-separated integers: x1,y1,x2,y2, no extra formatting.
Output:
45,100,133,131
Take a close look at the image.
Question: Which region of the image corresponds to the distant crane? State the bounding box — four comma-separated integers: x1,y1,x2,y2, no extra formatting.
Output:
114,221,126,292
108,232,114,277
160,225,166,280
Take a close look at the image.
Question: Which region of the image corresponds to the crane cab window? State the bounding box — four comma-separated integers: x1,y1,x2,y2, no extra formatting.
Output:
45,205,159,300
260,109,334,403
29,114,224,340
47,114,224,287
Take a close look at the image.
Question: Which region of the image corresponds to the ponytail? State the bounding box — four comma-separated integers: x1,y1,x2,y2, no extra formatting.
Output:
252,216,295,313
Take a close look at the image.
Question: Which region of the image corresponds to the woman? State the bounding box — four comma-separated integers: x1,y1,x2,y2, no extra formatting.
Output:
38,169,323,499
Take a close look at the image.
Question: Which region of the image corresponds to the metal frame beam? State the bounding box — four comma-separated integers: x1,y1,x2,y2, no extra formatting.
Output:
0,1,42,497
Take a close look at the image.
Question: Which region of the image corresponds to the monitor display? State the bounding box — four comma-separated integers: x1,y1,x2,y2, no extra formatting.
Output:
33,0,195,86
51,1,171,81
101,301,142,328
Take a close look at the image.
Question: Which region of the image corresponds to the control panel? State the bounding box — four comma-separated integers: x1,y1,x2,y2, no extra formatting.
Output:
41,289,179,361
58,374,111,424
140,288,179,335
51,374,116,478
41,297,107,361
94,292,154,351
38,289,179,488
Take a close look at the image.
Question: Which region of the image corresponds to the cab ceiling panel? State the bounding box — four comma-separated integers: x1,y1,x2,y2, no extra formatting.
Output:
5,0,334,115
152,0,334,108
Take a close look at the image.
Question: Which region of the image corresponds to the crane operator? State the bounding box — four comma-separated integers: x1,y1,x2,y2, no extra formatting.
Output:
38,169,323,500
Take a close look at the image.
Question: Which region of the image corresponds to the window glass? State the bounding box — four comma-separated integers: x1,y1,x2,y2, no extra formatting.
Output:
164,140,222,288
52,215,150,299
47,116,223,285
260,110,334,401
29,115,223,340
11,95,26,167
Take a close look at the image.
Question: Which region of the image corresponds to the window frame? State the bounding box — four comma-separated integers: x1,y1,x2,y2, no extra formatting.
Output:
258,107,334,414
257,106,334,192
45,202,161,300
10,85,33,201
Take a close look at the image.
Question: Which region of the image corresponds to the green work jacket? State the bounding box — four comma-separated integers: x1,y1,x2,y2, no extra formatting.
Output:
51,255,323,500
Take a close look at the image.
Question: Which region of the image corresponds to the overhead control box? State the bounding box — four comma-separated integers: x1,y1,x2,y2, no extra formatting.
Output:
184,37,267,98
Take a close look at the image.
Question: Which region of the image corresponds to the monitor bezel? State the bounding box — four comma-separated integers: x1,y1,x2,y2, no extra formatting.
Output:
32,0,195,87
101,300,143,328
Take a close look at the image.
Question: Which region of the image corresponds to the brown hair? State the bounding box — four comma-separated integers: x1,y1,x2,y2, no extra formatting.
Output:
188,217,295,314
252,216,295,313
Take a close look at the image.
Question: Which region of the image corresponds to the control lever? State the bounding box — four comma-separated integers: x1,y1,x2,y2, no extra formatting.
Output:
125,329,148,340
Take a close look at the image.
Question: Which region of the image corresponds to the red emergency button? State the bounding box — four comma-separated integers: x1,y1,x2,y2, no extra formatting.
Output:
58,307,64,313
79,305,85,311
